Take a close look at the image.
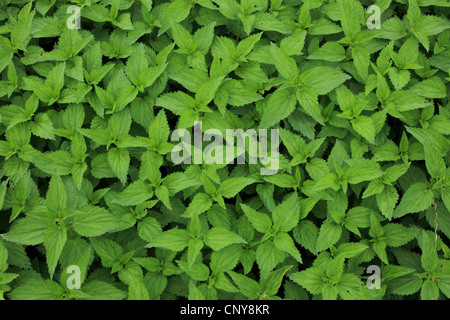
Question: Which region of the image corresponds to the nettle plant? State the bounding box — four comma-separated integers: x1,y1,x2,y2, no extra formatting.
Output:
0,0,449,301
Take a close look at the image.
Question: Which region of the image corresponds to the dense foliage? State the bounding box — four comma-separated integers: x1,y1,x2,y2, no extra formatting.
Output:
0,0,449,300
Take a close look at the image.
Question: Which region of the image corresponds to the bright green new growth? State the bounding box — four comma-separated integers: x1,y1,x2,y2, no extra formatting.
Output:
0,0,449,301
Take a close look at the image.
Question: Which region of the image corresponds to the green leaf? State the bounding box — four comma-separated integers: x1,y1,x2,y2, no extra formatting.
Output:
420,231,439,271
272,193,300,232
345,159,384,184
155,185,171,210
0,241,9,273
256,241,286,279
44,225,67,279
261,265,293,297
113,181,153,207
289,267,324,295
263,174,297,188
240,204,272,234
274,232,302,263
73,206,123,237
46,175,67,213
33,151,75,176
376,186,399,220
210,245,242,273
178,261,209,281
393,183,434,218
213,272,238,293
228,271,261,299
351,116,376,144
373,240,389,264
82,281,127,300
188,281,205,300
438,278,450,299
183,193,213,217
217,177,254,198
316,222,342,252
270,44,298,80
388,91,428,112
137,217,162,242
308,42,346,62
300,67,351,95
388,68,410,90
335,243,368,259
107,147,130,184
10,3,34,50
340,0,363,40
259,89,297,129
423,143,446,179
442,187,450,213
147,229,192,251
0,51,14,75
421,280,440,300
90,238,122,268
3,215,52,246
296,86,324,124
336,273,363,300
411,77,446,98
352,46,370,80
293,220,318,254
391,275,423,296
9,280,64,300
144,272,168,298
30,113,55,140
383,224,418,247
187,238,204,266
204,228,246,251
